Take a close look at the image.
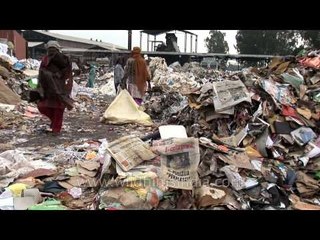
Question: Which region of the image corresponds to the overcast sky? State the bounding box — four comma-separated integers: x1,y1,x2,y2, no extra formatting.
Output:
50,30,238,54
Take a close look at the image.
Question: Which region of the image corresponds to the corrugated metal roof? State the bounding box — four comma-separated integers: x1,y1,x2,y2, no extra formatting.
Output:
32,30,126,50
61,48,118,53
28,42,44,47
61,47,91,52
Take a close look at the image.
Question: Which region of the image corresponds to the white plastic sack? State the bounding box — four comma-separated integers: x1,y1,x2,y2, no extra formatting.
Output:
103,89,153,126
70,81,79,99
99,79,116,97
0,43,8,55
0,53,18,65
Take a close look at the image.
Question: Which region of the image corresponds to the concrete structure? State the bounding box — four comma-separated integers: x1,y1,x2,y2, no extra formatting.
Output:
23,30,126,63
139,30,198,53
0,30,27,59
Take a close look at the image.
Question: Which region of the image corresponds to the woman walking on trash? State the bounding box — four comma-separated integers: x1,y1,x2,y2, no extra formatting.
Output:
121,47,151,105
36,40,74,136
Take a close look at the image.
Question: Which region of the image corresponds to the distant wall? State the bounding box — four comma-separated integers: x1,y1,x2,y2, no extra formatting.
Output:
0,30,27,59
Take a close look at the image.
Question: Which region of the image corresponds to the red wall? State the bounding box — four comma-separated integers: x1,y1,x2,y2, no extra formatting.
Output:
0,30,27,59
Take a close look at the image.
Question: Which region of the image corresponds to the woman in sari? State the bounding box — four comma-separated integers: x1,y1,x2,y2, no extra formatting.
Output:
122,47,151,105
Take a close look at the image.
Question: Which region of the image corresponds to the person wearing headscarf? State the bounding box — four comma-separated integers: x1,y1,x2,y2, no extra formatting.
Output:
36,40,74,135
121,47,150,105
87,64,96,88
113,57,124,94
7,41,15,57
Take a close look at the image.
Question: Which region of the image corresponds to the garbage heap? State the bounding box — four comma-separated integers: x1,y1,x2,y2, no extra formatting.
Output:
0,138,108,210
0,43,117,210
0,43,42,138
0,44,40,102
98,52,320,210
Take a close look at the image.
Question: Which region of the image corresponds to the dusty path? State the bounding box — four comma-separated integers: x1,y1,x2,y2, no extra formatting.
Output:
1,96,156,149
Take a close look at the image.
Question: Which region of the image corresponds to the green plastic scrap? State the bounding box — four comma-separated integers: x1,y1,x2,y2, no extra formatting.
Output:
28,199,67,210
281,72,304,92
315,172,320,180
297,49,307,57
28,78,38,89
313,92,320,102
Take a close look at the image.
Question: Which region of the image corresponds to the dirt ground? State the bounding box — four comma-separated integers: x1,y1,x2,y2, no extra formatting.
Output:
0,96,157,149
17,114,118,148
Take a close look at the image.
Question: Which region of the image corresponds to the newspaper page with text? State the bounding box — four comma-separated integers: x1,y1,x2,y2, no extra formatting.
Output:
153,137,200,190
107,135,157,171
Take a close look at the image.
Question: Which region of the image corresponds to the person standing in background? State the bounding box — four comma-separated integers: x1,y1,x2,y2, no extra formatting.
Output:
121,47,150,105
113,57,124,94
87,64,96,88
7,41,15,57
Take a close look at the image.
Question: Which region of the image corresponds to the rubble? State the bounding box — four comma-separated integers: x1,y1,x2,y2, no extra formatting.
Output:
0,77,21,105
140,53,320,209
2,44,320,210
150,57,201,94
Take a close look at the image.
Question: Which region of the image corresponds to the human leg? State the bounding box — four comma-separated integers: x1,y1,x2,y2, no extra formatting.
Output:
51,108,65,133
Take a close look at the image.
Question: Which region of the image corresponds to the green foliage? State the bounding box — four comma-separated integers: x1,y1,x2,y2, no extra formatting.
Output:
205,30,229,54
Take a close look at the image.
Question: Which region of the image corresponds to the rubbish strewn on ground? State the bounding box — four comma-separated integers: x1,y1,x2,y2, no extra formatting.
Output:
2,43,320,210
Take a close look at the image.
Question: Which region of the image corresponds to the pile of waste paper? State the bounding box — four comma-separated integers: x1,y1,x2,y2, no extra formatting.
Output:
150,58,200,94
0,138,106,210
2,47,320,210
97,52,320,210
0,43,18,66
0,44,40,101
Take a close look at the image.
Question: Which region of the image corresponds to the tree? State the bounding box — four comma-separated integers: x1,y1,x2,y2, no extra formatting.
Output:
235,30,301,56
205,30,229,53
299,30,320,49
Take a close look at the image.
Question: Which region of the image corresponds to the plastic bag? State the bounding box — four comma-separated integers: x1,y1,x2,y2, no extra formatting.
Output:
28,199,67,210
70,80,79,99
103,89,153,126
281,69,304,92
99,79,116,97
